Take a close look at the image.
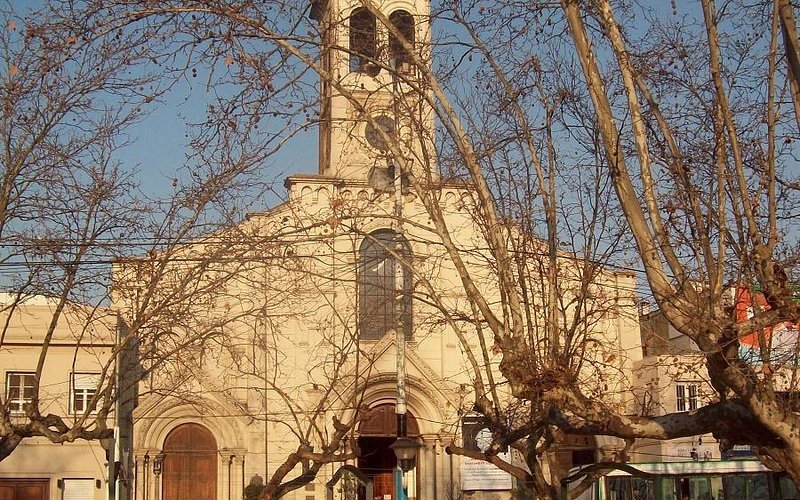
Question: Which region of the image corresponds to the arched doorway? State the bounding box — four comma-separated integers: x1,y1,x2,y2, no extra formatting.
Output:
358,404,420,500
162,423,218,500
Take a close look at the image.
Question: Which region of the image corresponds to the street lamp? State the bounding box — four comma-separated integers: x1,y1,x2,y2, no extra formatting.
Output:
389,437,421,472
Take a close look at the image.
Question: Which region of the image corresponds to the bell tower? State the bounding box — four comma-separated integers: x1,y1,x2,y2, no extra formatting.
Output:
310,0,435,185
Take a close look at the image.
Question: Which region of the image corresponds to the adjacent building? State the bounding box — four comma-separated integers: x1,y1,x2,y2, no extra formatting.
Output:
0,294,121,500
633,286,800,465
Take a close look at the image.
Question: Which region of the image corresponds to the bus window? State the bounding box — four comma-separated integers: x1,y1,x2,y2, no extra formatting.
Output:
657,477,678,500
723,474,769,500
710,475,723,500
631,478,655,500
749,474,769,500
778,475,799,500
724,475,745,499
608,477,632,500
689,476,711,499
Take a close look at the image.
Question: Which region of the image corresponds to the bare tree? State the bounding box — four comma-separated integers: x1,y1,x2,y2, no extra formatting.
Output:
0,0,286,464
8,0,800,499
0,0,155,459
557,0,800,479
418,0,800,495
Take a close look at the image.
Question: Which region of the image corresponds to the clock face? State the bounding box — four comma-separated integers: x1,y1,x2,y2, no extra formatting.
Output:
364,115,396,151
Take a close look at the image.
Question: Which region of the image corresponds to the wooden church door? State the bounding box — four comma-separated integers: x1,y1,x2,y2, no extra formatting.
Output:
162,423,218,500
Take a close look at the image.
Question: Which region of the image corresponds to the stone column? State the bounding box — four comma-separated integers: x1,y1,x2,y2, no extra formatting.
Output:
152,453,165,500
420,435,438,500
132,453,147,500
440,435,457,500
219,451,232,500
135,450,159,500
231,449,247,500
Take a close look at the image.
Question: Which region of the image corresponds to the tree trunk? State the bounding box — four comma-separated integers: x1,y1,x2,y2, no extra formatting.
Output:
777,0,800,131
0,434,22,462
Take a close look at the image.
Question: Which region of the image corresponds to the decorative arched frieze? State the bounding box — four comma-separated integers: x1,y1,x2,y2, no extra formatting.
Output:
134,396,247,452
355,373,448,436
316,186,330,202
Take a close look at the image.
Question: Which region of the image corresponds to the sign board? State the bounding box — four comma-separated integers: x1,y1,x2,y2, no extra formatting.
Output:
666,443,717,461
460,414,513,491
722,445,757,460
461,452,514,490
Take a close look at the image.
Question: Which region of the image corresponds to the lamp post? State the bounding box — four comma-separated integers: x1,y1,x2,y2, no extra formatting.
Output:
389,73,412,497
393,321,410,500
391,151,418,498
389,61,421,499
390,435,421,500
390,437,422,473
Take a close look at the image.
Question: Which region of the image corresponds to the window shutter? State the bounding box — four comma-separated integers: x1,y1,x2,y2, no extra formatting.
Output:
62,479,95,500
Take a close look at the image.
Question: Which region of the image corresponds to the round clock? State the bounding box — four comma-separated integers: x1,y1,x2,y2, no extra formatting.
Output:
364,115,396,151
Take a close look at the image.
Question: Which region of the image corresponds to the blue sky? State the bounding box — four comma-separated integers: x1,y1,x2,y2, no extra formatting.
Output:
116,69,319,211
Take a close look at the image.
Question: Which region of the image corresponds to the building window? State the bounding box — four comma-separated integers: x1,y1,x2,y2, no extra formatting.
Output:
350,8,377,73
71,373,100,414
389,10,415,73
5,372,35,414
676,383,699,412
358,230,412,340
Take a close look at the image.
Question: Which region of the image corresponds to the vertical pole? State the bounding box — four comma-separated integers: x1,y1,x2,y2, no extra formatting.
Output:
392,57,409,499
391,55,412,500
228,455,233,500
395,466,406,500
396,326,408,500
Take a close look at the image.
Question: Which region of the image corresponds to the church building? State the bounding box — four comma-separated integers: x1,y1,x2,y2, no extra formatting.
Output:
115,1,643,499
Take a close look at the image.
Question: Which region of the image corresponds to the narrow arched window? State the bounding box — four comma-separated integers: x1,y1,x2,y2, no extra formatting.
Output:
350,8,377,73
389,10,414,74
358,230,412,340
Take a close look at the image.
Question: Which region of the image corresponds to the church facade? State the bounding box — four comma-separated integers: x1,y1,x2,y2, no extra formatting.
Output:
115,1,644,499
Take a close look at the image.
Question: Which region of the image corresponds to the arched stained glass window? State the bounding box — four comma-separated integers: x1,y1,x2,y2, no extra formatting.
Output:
358,230,412,340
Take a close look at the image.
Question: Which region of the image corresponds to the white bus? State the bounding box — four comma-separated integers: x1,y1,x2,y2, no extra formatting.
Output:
565,460,798,500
